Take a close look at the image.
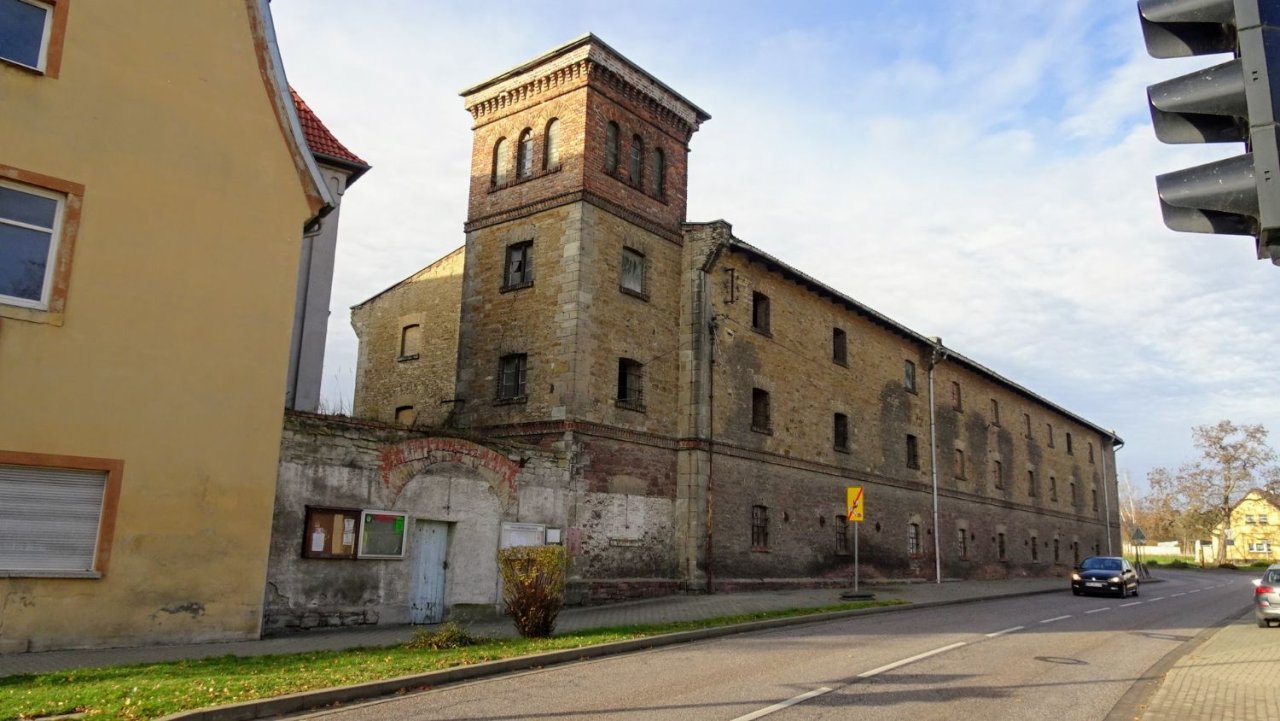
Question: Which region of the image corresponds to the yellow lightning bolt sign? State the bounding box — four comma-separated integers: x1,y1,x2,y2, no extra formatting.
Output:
846,486,864,522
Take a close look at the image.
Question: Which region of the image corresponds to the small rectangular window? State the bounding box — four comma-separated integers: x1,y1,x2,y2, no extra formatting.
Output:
0,456,121,576
832,328,848,366
302,506,360,559
399,324,421,359
953,448,965,479
992,460,1003,488
836,515,849,555
1047,423,1055,447
951,381,962,411
956,527,968,559
1024,413,1032,438
1066,432,1074,455
620,247,646,298
833,413,849,451
904,360,917,393
0,0,57,73
752,292,771,334
1088,442,1095,464
497,353,528,402
616,358,645,411
394,405,415,425
1050,476,1058,501
1246,514,1256,524
990,399,1000,426
908,523,921,555
997,532,1007,561
1028,470,1037,497
1092,487,1098,512
751,505,769,550
906,434,920,469
751,388,771,433
1031,536,1039,562
1053,538,1060,563
357,510,408,559
502,241,533,290
0,177,66,310
1070,481,1077,503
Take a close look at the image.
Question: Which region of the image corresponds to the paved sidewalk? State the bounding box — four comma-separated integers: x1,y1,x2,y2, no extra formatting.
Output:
0,577,1062,678
1138,609,1280,721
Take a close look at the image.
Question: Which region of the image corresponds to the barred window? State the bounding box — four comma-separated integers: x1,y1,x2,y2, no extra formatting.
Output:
751,505,769,550
503,241,533,290
620,247,646,297
616,358,644,411
908,523,921,555
497,353,527,401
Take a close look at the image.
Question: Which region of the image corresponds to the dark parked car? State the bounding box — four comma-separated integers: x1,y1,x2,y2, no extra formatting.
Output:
1071,556,1139,597
1253,563,1280,628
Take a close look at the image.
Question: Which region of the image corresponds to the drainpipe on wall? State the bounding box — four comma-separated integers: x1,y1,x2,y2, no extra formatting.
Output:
1101,430,1124,555
927,336,948,584
705,314,718,594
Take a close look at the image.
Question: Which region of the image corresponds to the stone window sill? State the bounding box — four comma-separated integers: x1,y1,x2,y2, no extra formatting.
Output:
493,396,528,406
397,354,419,363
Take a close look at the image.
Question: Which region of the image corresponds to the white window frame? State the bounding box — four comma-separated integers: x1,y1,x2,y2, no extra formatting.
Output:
0,0,54,72
0,177,66,310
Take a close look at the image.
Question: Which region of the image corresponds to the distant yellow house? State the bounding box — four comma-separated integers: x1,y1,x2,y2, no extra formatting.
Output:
0,1,331,651
1216,489,1280,563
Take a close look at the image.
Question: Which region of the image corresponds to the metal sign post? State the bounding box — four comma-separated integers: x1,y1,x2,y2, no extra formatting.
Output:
846,486,864,594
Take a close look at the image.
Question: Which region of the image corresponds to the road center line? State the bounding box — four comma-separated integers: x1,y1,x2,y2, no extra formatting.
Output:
1188,589,1201,594
1119,601,1142,607
1148,596,1165,601
856,642,968,678
1040,615,1072,624
985,626,1024,637
1171,592,1186,597
730,687,833,721
1085,607,1110,614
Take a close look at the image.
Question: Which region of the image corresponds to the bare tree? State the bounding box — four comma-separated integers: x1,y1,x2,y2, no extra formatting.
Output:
1147,421,1278,563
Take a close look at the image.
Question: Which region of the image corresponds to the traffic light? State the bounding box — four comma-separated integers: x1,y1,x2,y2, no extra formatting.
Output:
1139,0,1280,263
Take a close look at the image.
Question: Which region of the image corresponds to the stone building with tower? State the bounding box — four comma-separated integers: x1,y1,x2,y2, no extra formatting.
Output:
270,34,1123,629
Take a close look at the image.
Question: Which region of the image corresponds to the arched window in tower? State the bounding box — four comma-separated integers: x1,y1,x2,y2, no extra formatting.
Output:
650,147,665,197
516,128,534,179
629,134,644,185
544,118,560,170
604,121,620,174
491,137,509,186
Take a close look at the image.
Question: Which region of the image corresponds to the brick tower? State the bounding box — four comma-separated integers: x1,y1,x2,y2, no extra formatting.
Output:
455,36,708,440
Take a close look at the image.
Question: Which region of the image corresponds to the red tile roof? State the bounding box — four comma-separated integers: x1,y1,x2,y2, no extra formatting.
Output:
290,87,369,170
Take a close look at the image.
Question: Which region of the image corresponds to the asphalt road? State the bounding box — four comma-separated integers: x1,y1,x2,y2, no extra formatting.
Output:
292,570,1254,721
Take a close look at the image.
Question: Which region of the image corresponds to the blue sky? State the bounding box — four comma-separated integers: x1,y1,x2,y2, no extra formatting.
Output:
270,0,1280,493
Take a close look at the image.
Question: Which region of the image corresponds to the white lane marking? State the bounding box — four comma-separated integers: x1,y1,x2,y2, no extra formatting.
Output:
1040,615,1072,624
856,642,968,678
1120,601,1142,607
1149,596,1166,602
730,687,833,721
985,626,1024,637
1171,593,1186,597
1085,607,1111,614
1188,589,1201,594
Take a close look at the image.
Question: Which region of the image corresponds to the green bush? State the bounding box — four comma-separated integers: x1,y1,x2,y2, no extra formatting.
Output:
1168,559,1190,568
1217,562,1237,570
404,621,484,650
499,545,569,638
1144,558,1160,566
1250,560,1272,568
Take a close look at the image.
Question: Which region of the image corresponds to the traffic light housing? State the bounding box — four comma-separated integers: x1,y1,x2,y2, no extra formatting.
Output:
1139,0,1280,263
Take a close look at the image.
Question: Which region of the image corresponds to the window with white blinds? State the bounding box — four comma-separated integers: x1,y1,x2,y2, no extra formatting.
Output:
0,464,107,574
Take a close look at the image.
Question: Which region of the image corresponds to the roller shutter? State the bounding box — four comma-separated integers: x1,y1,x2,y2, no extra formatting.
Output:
0,464,106,572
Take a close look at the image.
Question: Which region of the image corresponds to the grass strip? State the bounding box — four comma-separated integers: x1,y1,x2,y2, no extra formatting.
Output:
1,598,904,720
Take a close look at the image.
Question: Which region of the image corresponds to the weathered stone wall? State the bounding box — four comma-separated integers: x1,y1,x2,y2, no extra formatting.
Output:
697,242,1119,581
351,247,464,426
265,413,684,632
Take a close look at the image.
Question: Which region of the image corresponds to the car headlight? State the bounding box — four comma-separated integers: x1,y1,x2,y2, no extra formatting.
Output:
1109,576,1121,582
1071,573,1081,581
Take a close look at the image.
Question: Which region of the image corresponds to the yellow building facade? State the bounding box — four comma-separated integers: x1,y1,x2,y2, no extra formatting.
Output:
0,1,330,651
1223,490,1280,563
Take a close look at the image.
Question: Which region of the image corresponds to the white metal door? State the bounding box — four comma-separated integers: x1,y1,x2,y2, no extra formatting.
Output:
410,520,448,624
